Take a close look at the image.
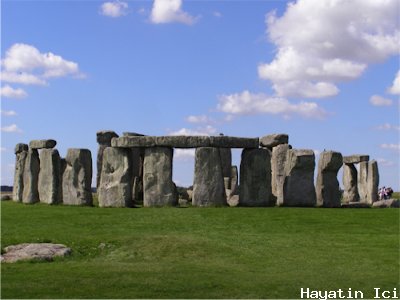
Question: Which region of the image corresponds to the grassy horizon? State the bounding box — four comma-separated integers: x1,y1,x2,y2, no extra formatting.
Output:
1,201,399,299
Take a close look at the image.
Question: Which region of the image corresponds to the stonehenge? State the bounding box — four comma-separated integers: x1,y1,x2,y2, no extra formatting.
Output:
11,132,382,208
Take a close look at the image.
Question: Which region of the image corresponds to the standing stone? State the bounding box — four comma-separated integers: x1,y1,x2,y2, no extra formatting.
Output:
272,144,290,205
98,147,133,207
239,148,273,206
220,148,232,188
62,149,93,206
342,164,359,203
143,147,177,207
282,149,316,207
316,151,343,207
193,147,226,206
366,160,379,204
38,149,62,204
230,165,238,195
22,148,40,204
96,130,119,189
358,161,369,203
13,144,29,202
123,132,144,201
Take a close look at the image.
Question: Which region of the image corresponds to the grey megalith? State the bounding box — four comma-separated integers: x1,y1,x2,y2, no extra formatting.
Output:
38,149,62,204
22,148,40,204
13,143,28,202
96,130,119,189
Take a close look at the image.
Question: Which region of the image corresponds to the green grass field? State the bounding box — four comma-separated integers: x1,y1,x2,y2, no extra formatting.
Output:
1,201,399,299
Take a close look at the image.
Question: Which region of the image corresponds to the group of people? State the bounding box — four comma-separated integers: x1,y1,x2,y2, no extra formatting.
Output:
378,186,393,200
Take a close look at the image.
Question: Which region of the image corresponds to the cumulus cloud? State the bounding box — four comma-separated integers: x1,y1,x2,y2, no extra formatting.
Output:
369,95,393,106
185,115,213,124
100,1,128,17
1,43,83,85
217,90,327,119
0,85,27,99
380,143,400,152
1,124,22,133
169,125,217,136
0,110,17,116
376,123,400,131
388,70,400,95
259,0,400,98
150,0,197,25
174,149,195,161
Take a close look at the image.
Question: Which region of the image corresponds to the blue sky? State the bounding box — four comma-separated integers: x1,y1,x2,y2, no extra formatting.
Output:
1,0,399,189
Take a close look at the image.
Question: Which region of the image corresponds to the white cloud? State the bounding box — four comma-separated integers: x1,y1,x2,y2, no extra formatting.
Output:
380,143,400,152
388,70,400,95
377,158,395,167
1,43,83,85
212,11,222,18
185,115,212,124
0,147,6,152
174,149,195,161
150,0,197,25
217,90,327,119
259,0,399,98
169,125,217,136
0,110,17,116
369,95,393,106
100,1,128,18
0,85,27,99
376,123,400,131
1,124,22,133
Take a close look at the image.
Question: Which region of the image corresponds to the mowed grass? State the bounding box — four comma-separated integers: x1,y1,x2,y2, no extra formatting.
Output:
1,201,399,299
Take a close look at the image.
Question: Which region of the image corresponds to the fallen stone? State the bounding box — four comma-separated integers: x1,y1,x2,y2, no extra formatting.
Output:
341,202,371,208
342,155,369,164
14,143,28,154
316,151,343,208
98,147,133,207
13,144,28,202
143,147,177,207
62,149,93,206
22,149,40,204
193,147,226,206
96,130,119,189
38,149,62,204
342,164,359,203
372,199,399,208
366,160,379,204
271,144,290,206
239,148,273,206
259,133,289,148
1,243,71,263
29,139,57,149
282,149,316,207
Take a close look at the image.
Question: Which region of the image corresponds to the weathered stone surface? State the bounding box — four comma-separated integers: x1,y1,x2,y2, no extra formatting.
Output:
62,149,93,206
358,161,369,203
122,132,145,137
96,130,119,189
143,147,177,207
227,194,239,207
230,165,238,195
22,149,40,204
29,139,57,149
14,143,28,154
13,145,28,202
282,149,316,207
112,136,156,148
366,160,379,204
239,148,273,206
271,144,290,205
1,243,71,263
38,149,62,204
96,130,119,144
316,151,343,207
209,136,259,148
193,147,226,206
342,155,369,164
98,147,133,207
112,136,259,148
342,164,359,203
219,147,232,179
259,133,289,148
372,199,399,208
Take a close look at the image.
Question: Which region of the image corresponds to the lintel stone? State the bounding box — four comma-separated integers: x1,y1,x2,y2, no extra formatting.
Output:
29,139,57,149
343,155,369,164
259,133,288,148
